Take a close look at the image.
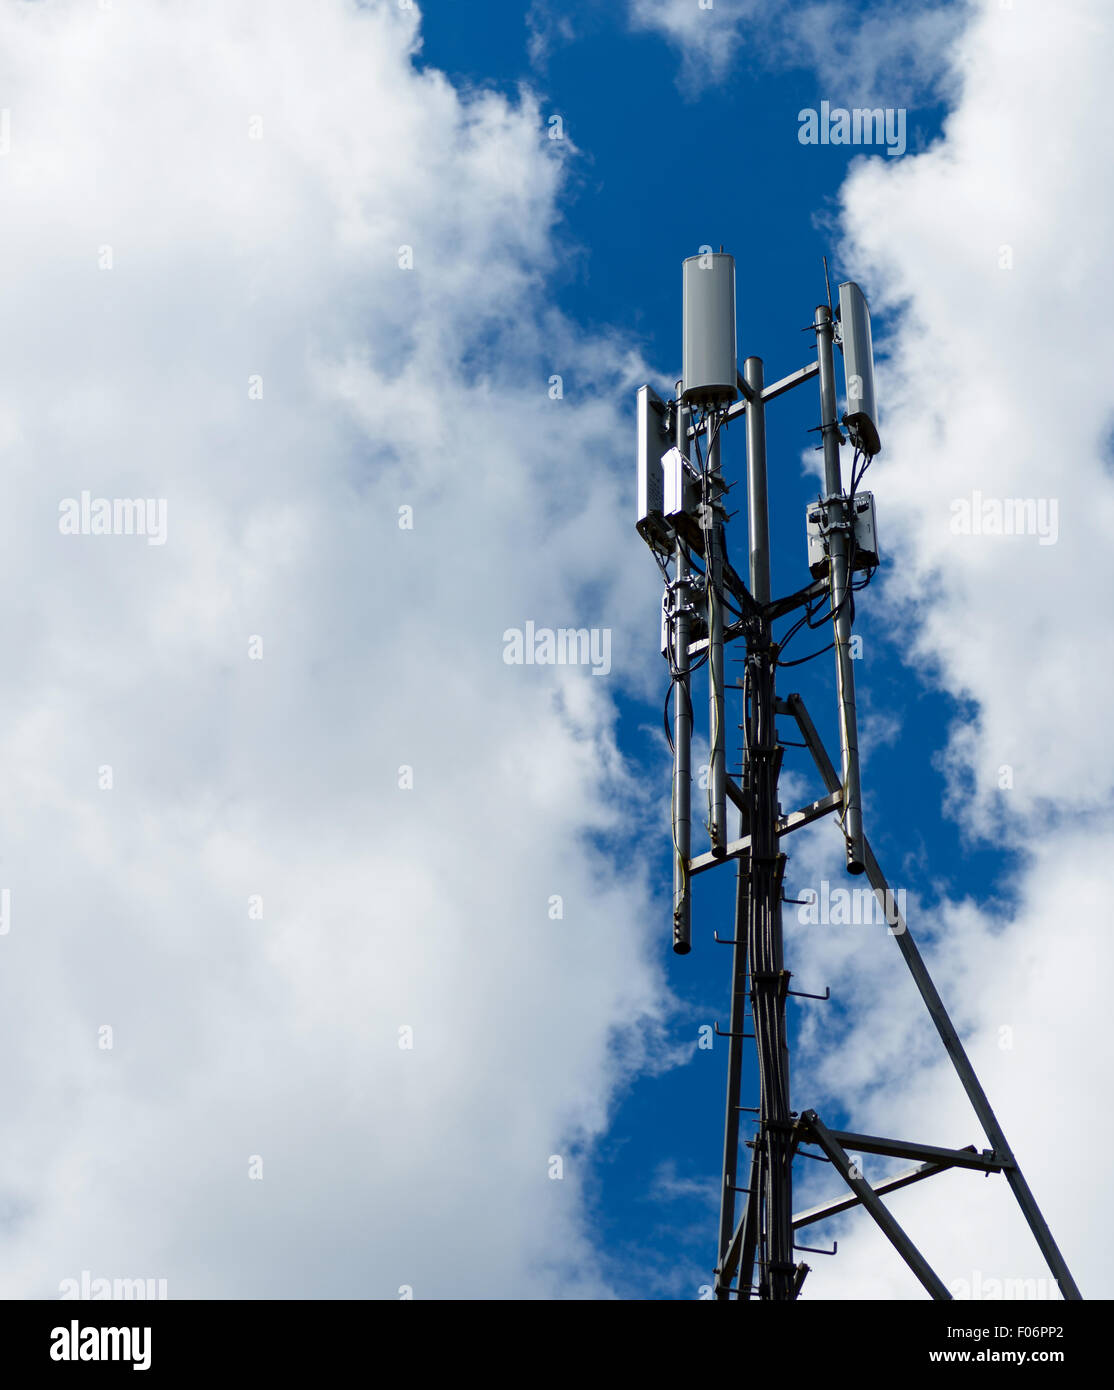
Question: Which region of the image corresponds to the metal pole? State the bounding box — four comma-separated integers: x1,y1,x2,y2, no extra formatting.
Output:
744,357,770,605
745,625,794,1298
715,849,750,1293
814,305,865,873
672,393,692,954
707,414,726,855
741,349,794,1297
715,361,770,1291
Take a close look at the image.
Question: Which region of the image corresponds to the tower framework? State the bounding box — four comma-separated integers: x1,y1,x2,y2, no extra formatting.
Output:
636,255,1081,1301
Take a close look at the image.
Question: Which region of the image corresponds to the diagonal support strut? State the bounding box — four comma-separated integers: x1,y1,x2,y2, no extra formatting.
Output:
800,1112,952,1300
781,691,1082,1300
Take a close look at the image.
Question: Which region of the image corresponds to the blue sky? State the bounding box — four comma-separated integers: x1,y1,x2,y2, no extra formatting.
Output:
417,0,1017,1298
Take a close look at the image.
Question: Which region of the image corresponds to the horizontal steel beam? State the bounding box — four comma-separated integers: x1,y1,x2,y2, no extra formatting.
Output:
760,359,821,403
823,1130,1008,1173
689,791,840,876
779,790,842,837
689,361,820,435
793,1158,952,1229
802,1111,952,1300
765,577,827,623
687,618,746,659
689,835,751,877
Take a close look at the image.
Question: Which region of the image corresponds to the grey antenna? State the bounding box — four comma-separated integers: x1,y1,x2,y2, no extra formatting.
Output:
682,251,737,860
837,281,881,457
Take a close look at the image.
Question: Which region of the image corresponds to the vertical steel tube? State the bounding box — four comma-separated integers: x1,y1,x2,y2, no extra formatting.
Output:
814,305,865,874
716,364,769,1291
747,637,794,1299
707,415,726,855
715,854,750,1291
672,394,692,954
744,357,770,605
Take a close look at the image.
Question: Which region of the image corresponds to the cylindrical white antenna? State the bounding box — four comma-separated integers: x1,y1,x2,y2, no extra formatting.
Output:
682,253,738,406
837,281,881,457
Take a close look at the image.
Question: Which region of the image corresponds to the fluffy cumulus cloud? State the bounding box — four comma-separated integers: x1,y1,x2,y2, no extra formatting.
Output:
628,0,766,86
0,0,672,1297
629,0,968,101
779,817,1111,1300
776,0,1114,1299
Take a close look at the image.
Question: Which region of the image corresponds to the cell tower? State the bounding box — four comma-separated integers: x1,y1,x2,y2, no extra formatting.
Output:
635,251,1081,1302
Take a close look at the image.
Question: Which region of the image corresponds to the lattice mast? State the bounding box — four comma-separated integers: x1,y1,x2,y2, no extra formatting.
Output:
634,251,1081,1302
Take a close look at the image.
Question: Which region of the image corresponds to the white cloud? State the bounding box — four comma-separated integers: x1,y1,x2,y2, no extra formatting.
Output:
629,0,967,102
777,0,1114,1299
648,1158,719,1203
527,1,578,70
786,819,1110,1299
629,0,762,88
0,0,674,1297
836,0,1114,832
